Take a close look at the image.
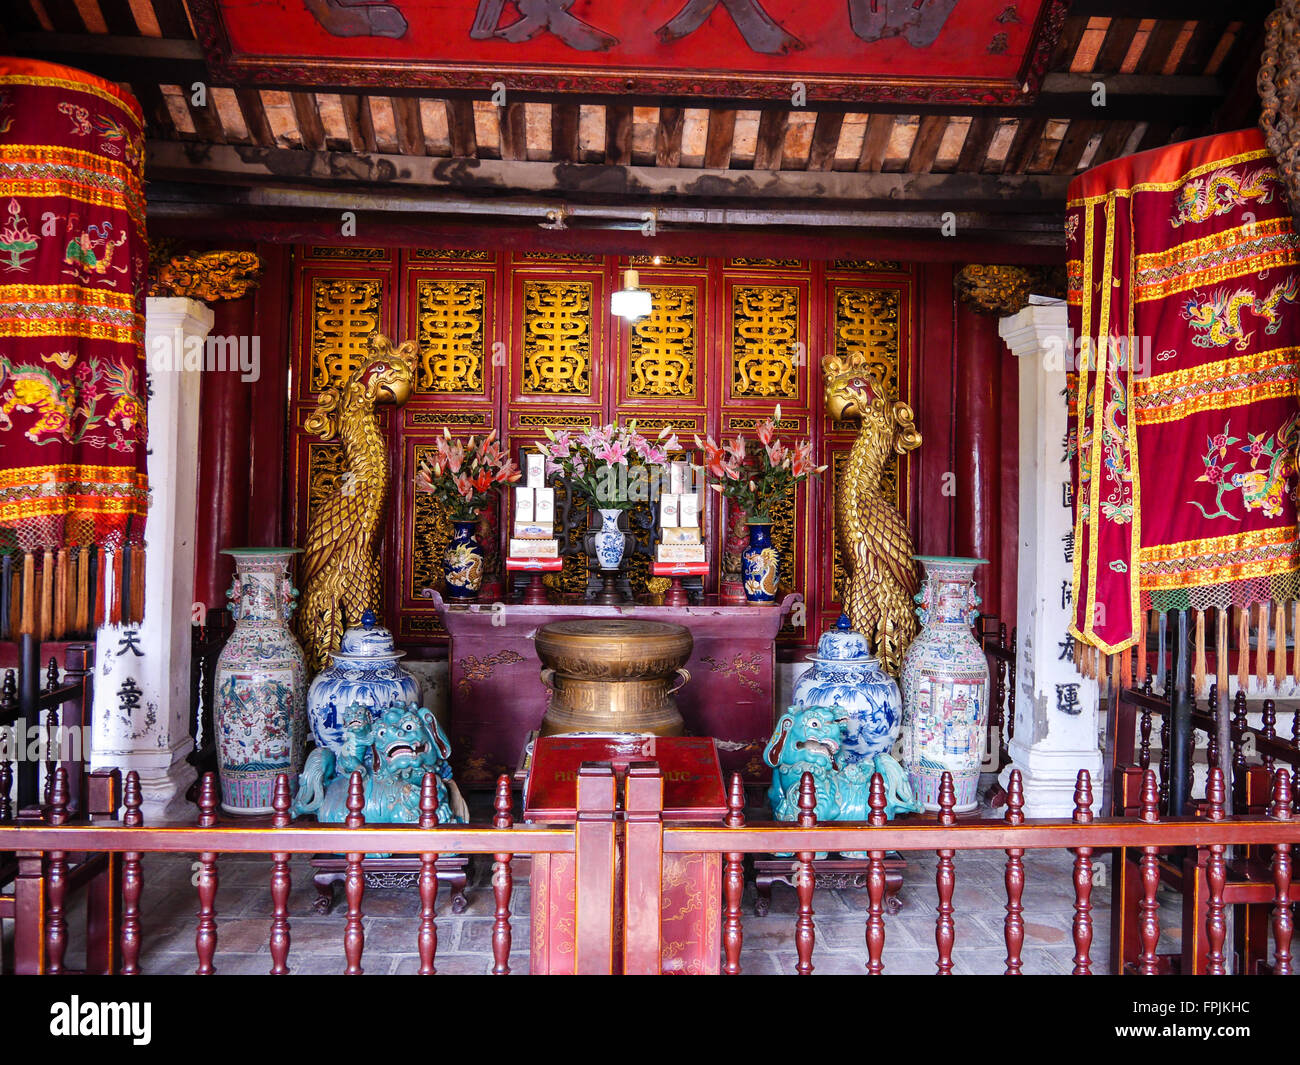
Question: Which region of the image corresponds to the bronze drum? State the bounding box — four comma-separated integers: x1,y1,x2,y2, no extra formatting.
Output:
535,619,693,737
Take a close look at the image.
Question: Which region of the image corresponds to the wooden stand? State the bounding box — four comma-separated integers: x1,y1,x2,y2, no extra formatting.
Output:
754,855,908,916
506,556,562,604
651,561,707,607
310,854,470,915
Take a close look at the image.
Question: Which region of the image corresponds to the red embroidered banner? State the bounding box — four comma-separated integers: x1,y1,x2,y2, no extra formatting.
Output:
1066,129,1300,654
0,58,148,634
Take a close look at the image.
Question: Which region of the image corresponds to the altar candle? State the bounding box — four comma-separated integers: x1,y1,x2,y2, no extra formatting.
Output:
515,485,535,523
534,487,555,524
660,493,679,528
526,452,546,488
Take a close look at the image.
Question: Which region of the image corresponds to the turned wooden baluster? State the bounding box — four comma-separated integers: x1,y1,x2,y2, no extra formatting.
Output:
417,772,441,975
1005,629,1016,756
1139,700,1153,771
935,772,957,976
42,706,59,805
1138,769,1161,975
45,765,69,974
1291,706,1300,767
1205,766,1228,974
0,752,12,823
269,774,292,975
491,775,514,975
120,770,144,975
794,772,817,975
1071,770,1094,975
344,771,366,974
1232,692,1248,806
722,772,746,975
1003,769,1025,975
195,773,219,974
865,773,888,975
1262,699,1277,775
1271,769,1294,975
1159,712,1171,814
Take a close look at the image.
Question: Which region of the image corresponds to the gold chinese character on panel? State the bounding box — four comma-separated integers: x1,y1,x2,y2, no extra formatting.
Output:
522,281,591,394
834,287,899,400
310,278,383,390
732,286,799,398
629,286,695,397
416,279,486,393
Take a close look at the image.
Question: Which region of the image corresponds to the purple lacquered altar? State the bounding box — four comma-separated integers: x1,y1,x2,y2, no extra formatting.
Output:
426,590,799,788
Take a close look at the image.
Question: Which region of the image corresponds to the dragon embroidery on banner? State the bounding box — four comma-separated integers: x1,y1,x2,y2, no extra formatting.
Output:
1170,164,1281,228
1181,278,1299,350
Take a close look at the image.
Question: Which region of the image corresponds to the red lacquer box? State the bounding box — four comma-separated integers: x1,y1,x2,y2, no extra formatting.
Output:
524,735,726,975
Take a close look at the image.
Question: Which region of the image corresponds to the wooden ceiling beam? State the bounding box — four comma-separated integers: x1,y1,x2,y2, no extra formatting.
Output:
1068,0,1270,16
292,93,327,152
805,113,844,172
235,88,276,148
857,114,895,172
552,103,579,162
446,99,477,158
497,101,526,161
1050,119,1101,174
753,109,789,170
907,115,949,173
1087,120,1134,169
1093,18,1142,75
605,105,633,166
655,106,684,169
150,0,195,38
703,110,736,169
4,2,46,32
40,0,87,33
1002,116,1047,175
95,0,140,35
1135,19,1188,75
955,115,998,174
340,93,377,153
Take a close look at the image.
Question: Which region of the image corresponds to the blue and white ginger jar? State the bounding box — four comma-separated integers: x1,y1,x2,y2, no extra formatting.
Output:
792,614,901,765
306,609,421,756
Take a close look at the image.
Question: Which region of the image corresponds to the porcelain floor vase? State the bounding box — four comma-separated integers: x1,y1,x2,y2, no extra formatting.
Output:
215,548,309,815
306,608,421,755
900,556,990,813
443,519,485,599
742,521,779,604
593,508,626,571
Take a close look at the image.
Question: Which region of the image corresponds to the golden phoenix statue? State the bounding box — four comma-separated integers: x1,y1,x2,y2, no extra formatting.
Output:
298,334,417,674
822,351,922,676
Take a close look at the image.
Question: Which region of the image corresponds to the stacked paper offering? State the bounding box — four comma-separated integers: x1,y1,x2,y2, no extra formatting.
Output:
510,455,558,557
656,490,704,563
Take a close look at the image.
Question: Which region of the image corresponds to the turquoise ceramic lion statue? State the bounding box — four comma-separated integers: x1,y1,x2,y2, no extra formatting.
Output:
764,705,922,839
293,702,467,827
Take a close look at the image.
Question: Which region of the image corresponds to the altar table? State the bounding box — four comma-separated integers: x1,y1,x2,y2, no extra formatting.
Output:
427,590,799,787
523,735,727,975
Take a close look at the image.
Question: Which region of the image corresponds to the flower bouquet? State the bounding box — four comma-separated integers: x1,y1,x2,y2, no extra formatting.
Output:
415,430,520,598
540,420,679,576
694,406,825,602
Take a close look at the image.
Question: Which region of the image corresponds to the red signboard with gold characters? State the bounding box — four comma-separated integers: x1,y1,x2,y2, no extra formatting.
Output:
190,0,1067,104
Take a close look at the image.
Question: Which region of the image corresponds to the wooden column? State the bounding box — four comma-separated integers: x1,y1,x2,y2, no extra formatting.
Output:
954,301,1001,617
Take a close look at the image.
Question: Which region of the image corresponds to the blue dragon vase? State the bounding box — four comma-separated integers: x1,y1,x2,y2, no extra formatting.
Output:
214,548,308,815
742,521,779,603
793,614,902,764
443,519,485,600
900,556,991,813
594,508,626,570
306,609,421,757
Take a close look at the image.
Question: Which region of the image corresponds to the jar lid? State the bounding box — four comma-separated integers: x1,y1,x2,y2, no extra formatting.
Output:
811,613,873,662
337,608,401,657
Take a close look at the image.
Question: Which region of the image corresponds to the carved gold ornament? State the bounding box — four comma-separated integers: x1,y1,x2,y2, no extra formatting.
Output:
629,285,696,397
310,277,384,391
732,286,800,398
954,264,1033,316
297,333,417,674
823,350,922,675
522,280,592,394
150,250,264,301
834,287,900,401
416,279,485,393
1260,1,1300,223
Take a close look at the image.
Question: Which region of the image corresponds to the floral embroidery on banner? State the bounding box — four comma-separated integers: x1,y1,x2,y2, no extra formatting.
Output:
1188,414,1300,521
0,199,37,272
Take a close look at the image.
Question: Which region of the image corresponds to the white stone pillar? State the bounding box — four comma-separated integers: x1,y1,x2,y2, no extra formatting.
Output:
91,298,213,821
997,299,1102,818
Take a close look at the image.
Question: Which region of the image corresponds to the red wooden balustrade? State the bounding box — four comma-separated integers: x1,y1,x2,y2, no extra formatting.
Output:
4,763,1300,975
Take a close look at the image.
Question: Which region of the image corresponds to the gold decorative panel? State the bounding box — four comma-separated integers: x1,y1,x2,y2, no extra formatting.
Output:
410,411,489,425
730,257,804,269
306,442,348,524
520,250,600,263
411,248,493,262
731,286,800,399
834,286,900,399
415,279,486,393
310,277,384,390
628,286,696,398
521,281,592,395
518,412,593,428
307,246,389,261
833,259,903,272
631,255,699,266
412,443,454,598
633,415,699,433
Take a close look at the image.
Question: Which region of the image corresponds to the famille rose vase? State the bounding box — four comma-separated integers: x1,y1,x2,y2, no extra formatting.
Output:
594,508,626,570
793,614,901,764
742,521,779,604
443,519,484,599
900,556,990,813
215,548,309,816
305,609,421,756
